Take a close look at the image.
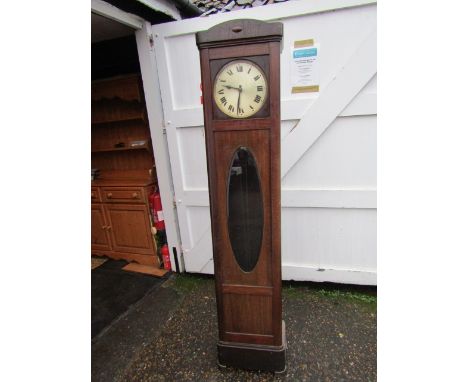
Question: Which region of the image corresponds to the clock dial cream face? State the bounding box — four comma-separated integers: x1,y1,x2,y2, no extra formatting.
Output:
213,60,268,119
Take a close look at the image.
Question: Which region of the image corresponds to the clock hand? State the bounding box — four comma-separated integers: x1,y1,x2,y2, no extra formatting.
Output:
237,85,242,115
222,84,242,91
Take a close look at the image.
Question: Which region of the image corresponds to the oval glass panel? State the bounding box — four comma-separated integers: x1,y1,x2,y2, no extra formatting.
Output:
227,147,263,272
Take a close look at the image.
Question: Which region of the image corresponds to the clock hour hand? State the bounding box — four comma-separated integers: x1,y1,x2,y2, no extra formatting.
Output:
222,84,241,91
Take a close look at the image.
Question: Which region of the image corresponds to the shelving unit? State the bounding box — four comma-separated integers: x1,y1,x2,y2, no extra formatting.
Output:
91,74,160,266
91,74,155,175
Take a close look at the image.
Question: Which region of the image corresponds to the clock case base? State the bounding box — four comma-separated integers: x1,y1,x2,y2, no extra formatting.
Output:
217,321,287,373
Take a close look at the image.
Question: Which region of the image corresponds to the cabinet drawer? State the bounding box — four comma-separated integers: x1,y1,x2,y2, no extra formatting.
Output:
91,187,101,202
101,187,145,203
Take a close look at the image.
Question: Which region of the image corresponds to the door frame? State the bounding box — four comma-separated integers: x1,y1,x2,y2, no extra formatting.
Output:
91,3,184,271
135,22,184,271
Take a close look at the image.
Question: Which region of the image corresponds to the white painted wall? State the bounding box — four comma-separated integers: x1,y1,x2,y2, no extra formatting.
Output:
148,0,377,284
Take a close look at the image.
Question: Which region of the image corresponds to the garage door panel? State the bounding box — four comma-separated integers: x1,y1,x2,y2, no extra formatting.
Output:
166,34,201,110
282,115,376,188
177,126,208,189
282,207,376,271
186,206,211,247
153,1,377,284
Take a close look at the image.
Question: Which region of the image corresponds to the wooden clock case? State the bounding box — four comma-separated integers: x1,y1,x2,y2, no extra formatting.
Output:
196,19,286,372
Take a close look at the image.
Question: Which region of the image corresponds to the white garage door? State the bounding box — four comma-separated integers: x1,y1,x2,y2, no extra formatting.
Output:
150,0,377,285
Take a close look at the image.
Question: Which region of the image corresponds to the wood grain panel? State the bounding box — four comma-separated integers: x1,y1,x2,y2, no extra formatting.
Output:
222,284,273,296
91,187,101,203
208,43,269,60
101,187,144,203
105,203,154,255
91,204,111,251
222,294,273,337
223,332,274,346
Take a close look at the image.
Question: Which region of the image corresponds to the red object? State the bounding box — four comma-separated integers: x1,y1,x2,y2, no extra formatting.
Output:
161,244,171,270
149,191,165,230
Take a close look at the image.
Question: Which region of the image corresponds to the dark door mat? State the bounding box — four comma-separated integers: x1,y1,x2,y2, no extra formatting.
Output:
92,282,183,382
92,259,167,339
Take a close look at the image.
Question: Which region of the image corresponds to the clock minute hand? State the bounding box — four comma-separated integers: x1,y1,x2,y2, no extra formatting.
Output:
237,84,242,115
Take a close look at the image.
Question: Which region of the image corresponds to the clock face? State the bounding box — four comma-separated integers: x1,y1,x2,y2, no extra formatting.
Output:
213,60,268,119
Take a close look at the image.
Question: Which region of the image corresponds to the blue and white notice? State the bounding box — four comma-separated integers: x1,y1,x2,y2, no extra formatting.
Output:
290,43,319,92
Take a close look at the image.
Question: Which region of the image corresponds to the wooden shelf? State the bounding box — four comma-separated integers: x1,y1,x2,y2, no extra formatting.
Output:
92,142,150,153
92,169,156,184
91,116,145,126
92,75,142,103
92,74,155,187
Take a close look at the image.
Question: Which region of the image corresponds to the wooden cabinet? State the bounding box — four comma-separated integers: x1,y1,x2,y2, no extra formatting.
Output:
91,74,160,266
91,183,158,265
91,187,101,202
91,204,111,252
106,203,154,255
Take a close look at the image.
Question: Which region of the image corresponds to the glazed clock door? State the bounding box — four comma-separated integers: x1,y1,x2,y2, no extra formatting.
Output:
214,130,274,344
227,147,263,272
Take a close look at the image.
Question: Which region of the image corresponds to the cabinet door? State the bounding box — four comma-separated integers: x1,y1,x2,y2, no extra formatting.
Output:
91,204,112,251
105,204,155,255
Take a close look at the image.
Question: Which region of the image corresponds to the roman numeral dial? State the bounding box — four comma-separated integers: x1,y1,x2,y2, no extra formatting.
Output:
213,60,267,118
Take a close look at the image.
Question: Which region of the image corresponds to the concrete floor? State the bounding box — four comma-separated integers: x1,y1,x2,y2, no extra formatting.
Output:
92,273,376,382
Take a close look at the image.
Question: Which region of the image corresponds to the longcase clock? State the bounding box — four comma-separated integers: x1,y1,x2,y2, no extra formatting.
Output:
196,19,285,372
